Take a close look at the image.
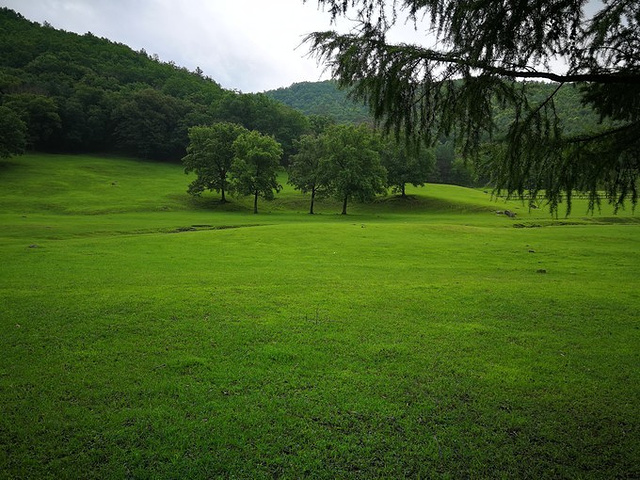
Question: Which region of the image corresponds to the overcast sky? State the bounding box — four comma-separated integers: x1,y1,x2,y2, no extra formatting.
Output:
0,0,364,93
3,1,590,92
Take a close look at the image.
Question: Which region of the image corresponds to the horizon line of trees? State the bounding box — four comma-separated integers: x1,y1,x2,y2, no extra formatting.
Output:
183,121,436,214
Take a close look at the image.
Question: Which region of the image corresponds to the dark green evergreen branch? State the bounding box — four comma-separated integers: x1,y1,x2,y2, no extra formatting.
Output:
307,31,639,87
483,66,639,85
564,122,639,145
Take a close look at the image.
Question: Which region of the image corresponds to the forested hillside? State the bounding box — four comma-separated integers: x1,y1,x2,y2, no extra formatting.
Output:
268,79,602,135
266,80,370,124
0,8,308,161
1,6,606,188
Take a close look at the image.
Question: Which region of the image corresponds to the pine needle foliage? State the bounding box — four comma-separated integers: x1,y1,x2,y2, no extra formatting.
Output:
304,0,640,214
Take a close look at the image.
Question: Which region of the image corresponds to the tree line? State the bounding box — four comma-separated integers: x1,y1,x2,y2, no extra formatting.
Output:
183,122,435,214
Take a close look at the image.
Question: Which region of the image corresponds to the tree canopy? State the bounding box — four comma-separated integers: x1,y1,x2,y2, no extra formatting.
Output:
304,0,640,213
212,92,309,165
288,134,332,214
230,131,283,214
321,124,387,214
0,105,26,158
381,138,435,197
266,80,370,124
182,122,248,202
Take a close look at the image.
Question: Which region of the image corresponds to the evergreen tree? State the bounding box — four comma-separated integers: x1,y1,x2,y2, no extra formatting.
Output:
304,0,640,213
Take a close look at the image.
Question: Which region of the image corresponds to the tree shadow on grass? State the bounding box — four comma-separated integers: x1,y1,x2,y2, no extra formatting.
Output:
371,193,495,214
0,160,19,172
177,193,252,213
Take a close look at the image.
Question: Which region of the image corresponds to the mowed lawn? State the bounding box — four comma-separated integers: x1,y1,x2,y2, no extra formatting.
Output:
1,154,638,478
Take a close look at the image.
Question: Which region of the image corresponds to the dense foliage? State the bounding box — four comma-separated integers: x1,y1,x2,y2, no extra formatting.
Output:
320,124,387,214
0,8,307,162
382,139,435,197
0,105,26,158
182,123,249,202
266,80,370,124
3,4,633,202
229,130,283,213
185,122,389,214
288,134,331,214
289,124,390,214
304,0,640,213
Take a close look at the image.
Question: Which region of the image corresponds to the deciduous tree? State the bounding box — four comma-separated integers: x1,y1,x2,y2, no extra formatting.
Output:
112,89,188,160
213,92,309,165
3,93,61,150
382,138,435,197
288,134,331,214
322,124,387,214
0,105,27,158
182,122,248,202
230,130,283,213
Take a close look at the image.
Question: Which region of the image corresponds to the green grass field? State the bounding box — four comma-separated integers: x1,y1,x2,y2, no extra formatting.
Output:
1,154,638,478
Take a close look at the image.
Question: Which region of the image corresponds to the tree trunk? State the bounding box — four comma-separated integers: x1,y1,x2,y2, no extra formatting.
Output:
401,183,406,197
220,173,227,203
253,190,259,214
309,188,316,214
341,195,348,215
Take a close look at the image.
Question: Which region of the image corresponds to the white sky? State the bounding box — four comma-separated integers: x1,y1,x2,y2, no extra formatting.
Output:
0,0,365,92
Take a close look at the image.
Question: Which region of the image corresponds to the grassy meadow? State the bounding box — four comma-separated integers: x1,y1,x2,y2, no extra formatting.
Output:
1,154,638,478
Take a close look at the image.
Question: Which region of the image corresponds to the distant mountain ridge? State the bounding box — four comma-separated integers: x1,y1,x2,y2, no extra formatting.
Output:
265,80,371,124
267,79,601,136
